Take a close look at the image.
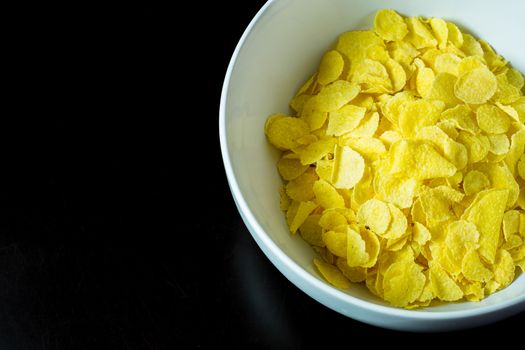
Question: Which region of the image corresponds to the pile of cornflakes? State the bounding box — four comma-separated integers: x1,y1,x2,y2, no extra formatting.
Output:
265,9,525,308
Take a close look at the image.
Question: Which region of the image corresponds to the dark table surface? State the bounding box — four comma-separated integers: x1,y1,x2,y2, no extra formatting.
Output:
0,1,523,349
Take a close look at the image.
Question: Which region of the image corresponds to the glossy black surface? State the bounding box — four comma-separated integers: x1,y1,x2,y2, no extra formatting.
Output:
0,2,522,348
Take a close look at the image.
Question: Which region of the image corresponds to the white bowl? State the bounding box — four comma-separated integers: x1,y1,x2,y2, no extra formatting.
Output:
220,0,525,331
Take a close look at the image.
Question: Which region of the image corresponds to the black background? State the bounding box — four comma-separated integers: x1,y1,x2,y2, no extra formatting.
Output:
0,1,522,349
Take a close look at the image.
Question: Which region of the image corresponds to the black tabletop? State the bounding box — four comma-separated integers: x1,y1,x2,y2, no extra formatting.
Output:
0,2,522,349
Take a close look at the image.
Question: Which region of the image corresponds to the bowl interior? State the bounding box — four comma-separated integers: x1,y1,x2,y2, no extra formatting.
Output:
222,0,525,312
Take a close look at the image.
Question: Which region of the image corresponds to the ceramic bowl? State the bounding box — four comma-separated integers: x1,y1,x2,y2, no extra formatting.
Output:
220,0,525,331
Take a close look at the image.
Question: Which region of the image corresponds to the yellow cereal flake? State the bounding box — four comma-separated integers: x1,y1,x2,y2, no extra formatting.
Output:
462,189,508,263
314,258,351,289
475,163,519,209
289,201,318,234
318,50,344,85
457,132,490,163
385,58,407,92
374,9,408,42
505,129,525,176
322,230,347,258
351,59,392,93
463,170,490,195
506,68,524,90
487,134,509,155
503,234,522,250
383,203,408,240
436,119,459,139
476,104,511,134
429,18,448,50
405,17,437,49
299,214,324,247
313,179,345,209
357,199,391,235
346,227,370,267
383,260,426,307
277,157,308,181
458,55,485,74
493,249,515,288
339,137,386,161
428,73,462,107
503,210,520,241
386,235,409,252
446,22,463,48
387,41,419,70
265,113,286,134
351,168,375,207
493,73,521,104
326,105,366,136
279,186,291,211
361,229,381,267
265,9,525,309
319,209,347,231
416,66,435,98
441,104,479,134
336,258,367,282
429,265,463,301
434,53,461,76
332,145,365,189
301,96,328,130
295,74,316,97
266,115,310,150
290,94,311,114
345,112,380,138
444,219,480,270
295,134,317,146
399,99,442,137
336,30,384,75
495,102,520,123
285,168,318,202
454,68,497,104
462,281,484,302
416,126,467,170
512,98,525,123
462,250,493,283
461,34,484,57
421,48,441,67
389,140,457,180
419,187,453,226
413,222,431,245
315,159,333,182
479,40,506,70
299,138,335,165
316,80,361,112
379,130,402,147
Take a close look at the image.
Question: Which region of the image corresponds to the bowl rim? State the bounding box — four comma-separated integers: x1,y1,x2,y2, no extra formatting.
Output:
219,0,525,320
